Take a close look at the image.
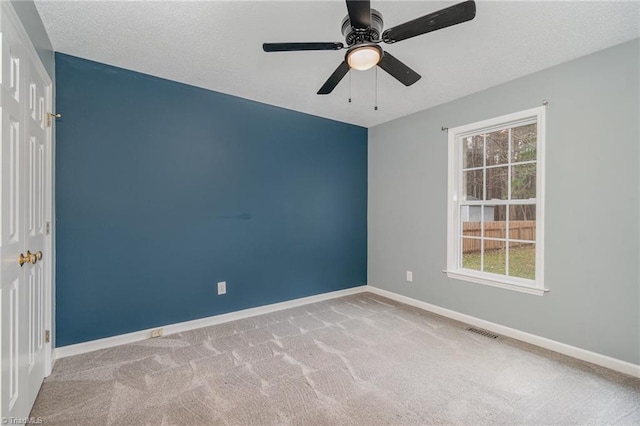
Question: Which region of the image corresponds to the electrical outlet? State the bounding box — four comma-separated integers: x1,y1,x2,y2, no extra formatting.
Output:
151,328,163,338
406,271,413,282
217,281,227,295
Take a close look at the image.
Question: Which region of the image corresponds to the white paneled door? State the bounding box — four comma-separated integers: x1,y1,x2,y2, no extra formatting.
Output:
0,3,53,421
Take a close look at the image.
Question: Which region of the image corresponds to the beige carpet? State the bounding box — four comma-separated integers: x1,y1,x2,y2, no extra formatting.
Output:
31,292,639,425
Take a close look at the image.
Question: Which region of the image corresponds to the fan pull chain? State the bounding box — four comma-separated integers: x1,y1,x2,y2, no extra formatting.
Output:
374,67,378,111
348,70,352,103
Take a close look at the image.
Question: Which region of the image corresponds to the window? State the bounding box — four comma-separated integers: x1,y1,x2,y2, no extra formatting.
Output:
446,107,547,295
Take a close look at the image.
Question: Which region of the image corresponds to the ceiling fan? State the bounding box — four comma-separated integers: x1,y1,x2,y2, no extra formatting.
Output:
263,0,477,95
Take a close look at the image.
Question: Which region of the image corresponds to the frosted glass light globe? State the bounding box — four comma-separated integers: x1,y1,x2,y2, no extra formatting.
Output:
347,46,381,71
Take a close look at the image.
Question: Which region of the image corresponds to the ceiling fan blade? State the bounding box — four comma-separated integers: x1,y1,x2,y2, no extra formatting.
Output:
317,61,350,95
263,42,344,52
382,0,476,44
346,0,371,30
377,52,421,86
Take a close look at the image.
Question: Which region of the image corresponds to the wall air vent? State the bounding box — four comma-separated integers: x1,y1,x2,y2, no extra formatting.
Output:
466,327,499,339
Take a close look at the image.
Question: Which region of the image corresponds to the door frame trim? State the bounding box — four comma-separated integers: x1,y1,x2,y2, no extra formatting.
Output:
2,0,55,376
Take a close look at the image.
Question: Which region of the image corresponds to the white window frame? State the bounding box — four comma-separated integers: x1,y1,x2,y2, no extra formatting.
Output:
445,106,547,296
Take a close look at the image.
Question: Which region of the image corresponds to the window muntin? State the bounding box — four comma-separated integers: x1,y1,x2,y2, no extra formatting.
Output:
446,107,546,295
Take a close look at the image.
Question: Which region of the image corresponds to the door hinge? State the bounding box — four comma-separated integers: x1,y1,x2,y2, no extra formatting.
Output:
46,112,61,127
46,221,51,235
45,330,50,344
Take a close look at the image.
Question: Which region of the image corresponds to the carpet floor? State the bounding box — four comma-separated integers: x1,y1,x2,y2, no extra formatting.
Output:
31,292,639,425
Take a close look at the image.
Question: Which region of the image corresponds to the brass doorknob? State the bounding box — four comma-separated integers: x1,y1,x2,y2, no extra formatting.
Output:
18,251,41,266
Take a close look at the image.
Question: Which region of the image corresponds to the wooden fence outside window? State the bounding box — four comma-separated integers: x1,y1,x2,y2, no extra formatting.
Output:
462,221,536,253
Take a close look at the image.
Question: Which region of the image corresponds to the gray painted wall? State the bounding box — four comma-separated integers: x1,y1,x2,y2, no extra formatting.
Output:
368,39,639,365
10,0,54,79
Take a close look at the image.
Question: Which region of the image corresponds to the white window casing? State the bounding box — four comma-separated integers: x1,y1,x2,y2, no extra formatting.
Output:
445,106,548,296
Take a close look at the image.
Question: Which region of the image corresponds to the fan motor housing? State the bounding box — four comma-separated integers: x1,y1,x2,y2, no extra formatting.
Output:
341,9,384,46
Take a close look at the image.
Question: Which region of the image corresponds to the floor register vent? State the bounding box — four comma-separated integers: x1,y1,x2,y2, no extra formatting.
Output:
466,327,500,339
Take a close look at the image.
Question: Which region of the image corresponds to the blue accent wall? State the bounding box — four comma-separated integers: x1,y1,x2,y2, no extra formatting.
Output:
55,53,367,347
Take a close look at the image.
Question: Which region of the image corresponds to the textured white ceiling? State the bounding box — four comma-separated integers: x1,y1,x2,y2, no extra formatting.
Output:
35,1,639,128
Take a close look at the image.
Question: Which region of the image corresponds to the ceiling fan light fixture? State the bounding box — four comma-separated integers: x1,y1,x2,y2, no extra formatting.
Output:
263,1,477,94
346,45,382,71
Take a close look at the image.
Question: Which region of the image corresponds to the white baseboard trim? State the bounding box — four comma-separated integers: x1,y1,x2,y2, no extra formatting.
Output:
55,285,368,359
366,286,640,378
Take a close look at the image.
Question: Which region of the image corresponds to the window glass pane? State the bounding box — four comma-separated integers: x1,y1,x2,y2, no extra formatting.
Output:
511,123,536,163
508,242,535,279
486,166,507,200
463,205,496,229
511,163,536,200
463,135,484,169
510,204,536,221
461,210,481,238
483,239,506,275
489,205,507,221
461,238,482,271
509,205,536,242
486,129,509,166
483,205,505,239
463,169,483,201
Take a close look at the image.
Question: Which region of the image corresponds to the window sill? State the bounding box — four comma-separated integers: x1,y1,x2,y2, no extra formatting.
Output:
443,269,548,296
